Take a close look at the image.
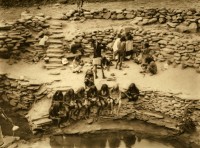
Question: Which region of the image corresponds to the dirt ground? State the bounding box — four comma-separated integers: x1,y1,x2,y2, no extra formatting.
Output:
1,0,200,21
1,1,200,147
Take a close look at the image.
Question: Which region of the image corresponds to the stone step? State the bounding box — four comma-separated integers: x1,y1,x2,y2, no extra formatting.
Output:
46,53,63,58
50,26,62,29
51,22,62,27
65,53,81,59
49,58,62,64
46,48,64,53
49,34,65,39
50,29,63,34
45,63,64,69
48,39,63,44
1,136,20,148
48,44,63,49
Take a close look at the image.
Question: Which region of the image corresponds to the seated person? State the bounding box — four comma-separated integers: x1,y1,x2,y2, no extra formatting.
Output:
84,69,95,89
98,84,110,107
101,56,112,71
84,85,98,119
74,87,85,119
110,84,122,115
72,55,84,73
141,55,155,73
64,88,76,120
148,61,157,75
125,83,140,102
49,101,62,126
70,42,84,55
53,90,63,102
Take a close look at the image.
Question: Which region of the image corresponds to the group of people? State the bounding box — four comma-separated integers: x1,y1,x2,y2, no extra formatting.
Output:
70,31,157,77
49,69,140,126
112,33,157,75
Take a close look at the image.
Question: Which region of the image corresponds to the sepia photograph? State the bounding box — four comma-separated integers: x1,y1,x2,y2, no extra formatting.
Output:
0,0,200,147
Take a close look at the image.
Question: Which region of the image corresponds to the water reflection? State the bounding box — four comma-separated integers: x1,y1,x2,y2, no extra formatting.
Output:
50,132,176,148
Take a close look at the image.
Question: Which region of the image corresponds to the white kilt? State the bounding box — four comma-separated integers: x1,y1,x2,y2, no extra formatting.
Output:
93,57,102,65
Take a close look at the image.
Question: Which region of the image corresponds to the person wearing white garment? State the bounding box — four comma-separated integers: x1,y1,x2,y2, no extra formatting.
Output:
112,34,121,60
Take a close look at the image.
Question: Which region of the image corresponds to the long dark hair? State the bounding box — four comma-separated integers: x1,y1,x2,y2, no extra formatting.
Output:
53,90,63,101
64,88,75,101
128,83,139,94
100,84,109,96
76,87,85,98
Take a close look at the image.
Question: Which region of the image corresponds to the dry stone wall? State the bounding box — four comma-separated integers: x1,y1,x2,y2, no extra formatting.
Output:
69,26,200,72
1,73,200,144
0,12,50,61
0,74,47,111
60,8,200,32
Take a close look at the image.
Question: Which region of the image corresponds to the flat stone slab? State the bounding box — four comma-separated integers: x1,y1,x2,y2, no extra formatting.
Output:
50,29,63,34
49,34,65,39
1,136,20,148
46,53,63,58
46,49,64,54
48,39,63,44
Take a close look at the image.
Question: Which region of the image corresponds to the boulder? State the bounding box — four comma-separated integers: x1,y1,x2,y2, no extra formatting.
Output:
103,12,111,19
148,18,157,24
125,13,134,19
167,22,178,28
175,24,188,33
116,13,124,20
130,17,143,24
188,22,198,33
159,17,166,24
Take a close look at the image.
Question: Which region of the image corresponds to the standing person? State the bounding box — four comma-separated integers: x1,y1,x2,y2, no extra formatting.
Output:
115,36,126,70
112,34,121,60
76,0,84,12
125,34,134,60
91,39,106,79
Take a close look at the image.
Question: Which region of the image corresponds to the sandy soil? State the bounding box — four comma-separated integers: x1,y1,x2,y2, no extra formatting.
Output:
1,0,200,21
1,58,200,99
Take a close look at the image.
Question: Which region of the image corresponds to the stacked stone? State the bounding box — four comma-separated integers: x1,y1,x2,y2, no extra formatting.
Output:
20,12,50,32
71,28,116,54
135,90,195,120
59,8,200,32
0,74,45,111
0,12,51,60
44,22,65,69
0,22,32,59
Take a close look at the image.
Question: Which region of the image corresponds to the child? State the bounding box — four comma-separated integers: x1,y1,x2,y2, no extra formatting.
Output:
84,69,95,89
72,55,83,73
148,61,157,75
110,84,122,116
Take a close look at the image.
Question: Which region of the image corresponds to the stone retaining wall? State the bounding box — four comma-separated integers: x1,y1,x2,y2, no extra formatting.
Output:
60,8,200,32
0,12,50,61
0,74,47,111
68,26,200,72
1,73,200,144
